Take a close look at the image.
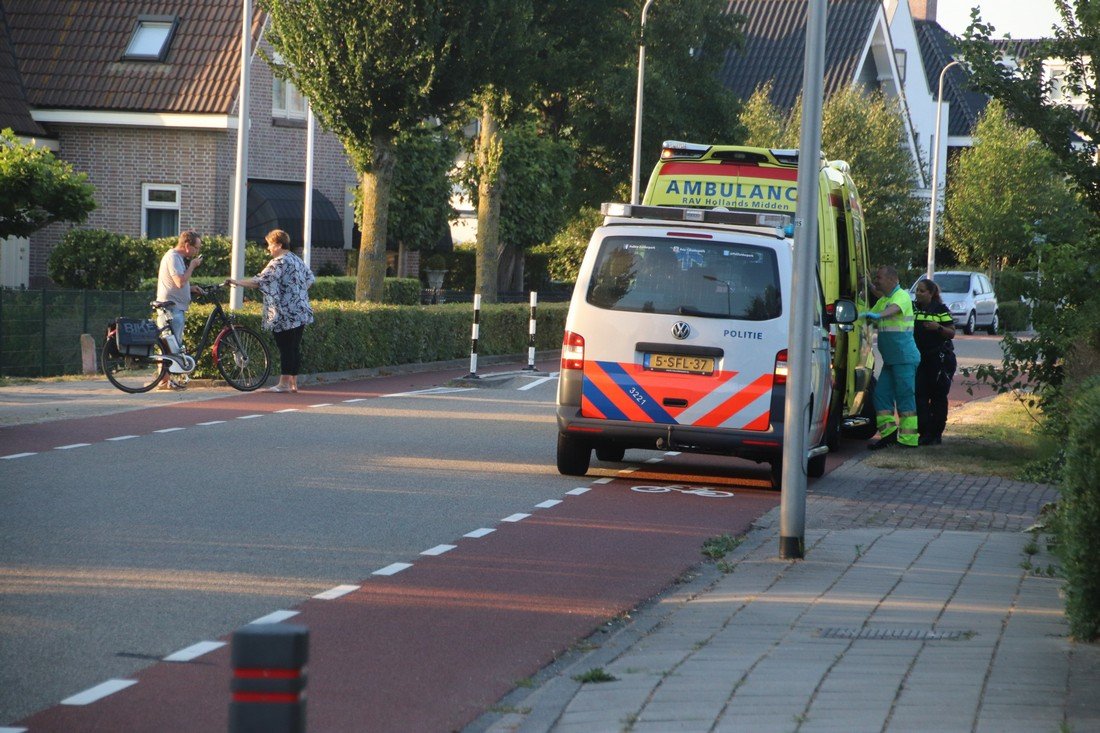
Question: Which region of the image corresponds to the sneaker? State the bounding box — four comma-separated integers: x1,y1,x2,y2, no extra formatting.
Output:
867,432,898,451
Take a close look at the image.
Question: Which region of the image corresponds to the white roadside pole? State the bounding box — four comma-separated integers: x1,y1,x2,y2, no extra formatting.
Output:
779,0,826,560
229,0,251,310
303,103,316,269
926,59,960,280
630,0,656,205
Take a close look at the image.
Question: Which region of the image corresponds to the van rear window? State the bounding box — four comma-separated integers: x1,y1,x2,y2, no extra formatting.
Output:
586,236,781,320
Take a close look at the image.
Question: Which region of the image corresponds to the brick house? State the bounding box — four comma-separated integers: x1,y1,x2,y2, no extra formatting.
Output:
0,0,359,288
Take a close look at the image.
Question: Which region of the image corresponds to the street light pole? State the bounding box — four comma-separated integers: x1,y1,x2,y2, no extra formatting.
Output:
926,59,960,280
630,0,656,205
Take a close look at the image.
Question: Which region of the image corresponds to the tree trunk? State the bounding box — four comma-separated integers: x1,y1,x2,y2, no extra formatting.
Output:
475,102,505,303
355,136,397,302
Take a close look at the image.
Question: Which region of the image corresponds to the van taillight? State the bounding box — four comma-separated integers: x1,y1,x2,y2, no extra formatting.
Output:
774,349,788,385
562,331,585,371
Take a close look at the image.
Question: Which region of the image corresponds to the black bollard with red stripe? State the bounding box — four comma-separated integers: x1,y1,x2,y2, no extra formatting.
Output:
230,623,308,733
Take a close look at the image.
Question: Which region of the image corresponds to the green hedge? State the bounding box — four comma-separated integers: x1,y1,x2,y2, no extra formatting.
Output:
182,300,567,378
1057,380,1100,641
137,276,421,305
998,301,1030,332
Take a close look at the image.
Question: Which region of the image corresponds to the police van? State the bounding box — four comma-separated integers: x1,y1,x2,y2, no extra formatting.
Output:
643,141,877,444
555,202,858,487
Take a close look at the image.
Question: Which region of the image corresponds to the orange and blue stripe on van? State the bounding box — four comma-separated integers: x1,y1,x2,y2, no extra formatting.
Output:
581,361,773,431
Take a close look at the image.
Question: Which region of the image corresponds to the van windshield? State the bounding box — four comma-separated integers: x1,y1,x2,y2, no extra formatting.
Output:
586,236,781,320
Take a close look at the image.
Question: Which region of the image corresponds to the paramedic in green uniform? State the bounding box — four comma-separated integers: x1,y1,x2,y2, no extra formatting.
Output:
862,265,920,449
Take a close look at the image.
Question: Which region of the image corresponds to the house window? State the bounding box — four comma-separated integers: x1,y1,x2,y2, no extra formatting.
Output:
123,16,178,62
270,52,307,120
143,184,181,238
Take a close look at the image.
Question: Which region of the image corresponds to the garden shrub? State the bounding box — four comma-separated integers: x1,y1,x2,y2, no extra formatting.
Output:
1057,379,1100,641
147,234,268,277
47,229,156,290
998,301,1030,332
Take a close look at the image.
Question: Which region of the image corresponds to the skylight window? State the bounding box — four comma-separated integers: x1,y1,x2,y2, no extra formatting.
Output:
123,16,178,62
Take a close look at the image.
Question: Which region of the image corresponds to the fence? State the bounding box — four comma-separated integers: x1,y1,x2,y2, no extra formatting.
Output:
0,288,154,377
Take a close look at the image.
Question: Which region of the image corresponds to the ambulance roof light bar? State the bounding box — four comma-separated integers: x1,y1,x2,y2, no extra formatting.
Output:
660,140,710,159
601,202,790,233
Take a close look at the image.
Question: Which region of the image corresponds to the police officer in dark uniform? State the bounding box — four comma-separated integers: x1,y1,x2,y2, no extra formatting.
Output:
913,278,956,445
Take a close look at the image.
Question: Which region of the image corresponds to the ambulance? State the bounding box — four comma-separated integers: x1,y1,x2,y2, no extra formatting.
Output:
643,142,877,445
555,202,858,487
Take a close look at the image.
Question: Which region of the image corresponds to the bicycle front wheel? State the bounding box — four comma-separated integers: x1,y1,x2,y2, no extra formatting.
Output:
214,325,271,391
102,340,168,393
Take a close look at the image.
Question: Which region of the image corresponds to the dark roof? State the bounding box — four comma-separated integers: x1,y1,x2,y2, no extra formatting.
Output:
720,0,881,110
0,3,44,135
1,0,264,114
246,181,344,250
914,21,990,137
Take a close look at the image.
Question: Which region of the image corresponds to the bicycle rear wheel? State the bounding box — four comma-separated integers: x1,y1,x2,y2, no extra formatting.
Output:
215,325,271,391
102,340,168,393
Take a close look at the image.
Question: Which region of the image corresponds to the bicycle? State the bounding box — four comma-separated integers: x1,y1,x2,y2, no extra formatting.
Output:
102,282,272,393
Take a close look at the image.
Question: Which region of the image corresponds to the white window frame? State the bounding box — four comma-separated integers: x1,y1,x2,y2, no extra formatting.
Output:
142,183,181,238
269,52,307,120
123,15,178,62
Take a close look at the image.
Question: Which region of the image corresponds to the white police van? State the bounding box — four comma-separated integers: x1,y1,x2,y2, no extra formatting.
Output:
555,203,857,488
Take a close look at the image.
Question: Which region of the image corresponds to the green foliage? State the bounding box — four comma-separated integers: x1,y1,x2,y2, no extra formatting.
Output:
181,300,568,378
571,667,617,684
701,534,743,559
47,229,156,290
997,300,1030,332
382,278,422,305
738,87,924,267
942,100,1089,271
530,206,601,284
386,126,459,251
0,128,96,239
1055,380,1100,641
433,246,475,291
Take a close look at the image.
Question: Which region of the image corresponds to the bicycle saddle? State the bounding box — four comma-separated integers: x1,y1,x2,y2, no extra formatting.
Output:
150,300,176,309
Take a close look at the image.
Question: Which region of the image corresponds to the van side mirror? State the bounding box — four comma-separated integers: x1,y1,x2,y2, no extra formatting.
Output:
831,298,858,325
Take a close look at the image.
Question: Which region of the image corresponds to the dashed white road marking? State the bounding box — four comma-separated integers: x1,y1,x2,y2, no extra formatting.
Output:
592,478,614,484
164,641,226,662
421,544,457,556
106,435,139,441
237,414,263,420
276,408,300,413
153,428,184,434
61,679,137,705
535,499,562,509
464,528,495,538
517,373,559,391
502,513,531,523
0,725,29,732
343,398,368,403
313,584,360,600
384,387,476,397
566,487,590,496
373,562,413,576
665,451,682,456
2,452,37,460
645,457,663,464
251,610,299,625
55,443,91,450
196,420,225,426
309,403,333,408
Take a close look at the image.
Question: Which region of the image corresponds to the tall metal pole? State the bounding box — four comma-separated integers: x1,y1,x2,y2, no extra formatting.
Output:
926,60,959,280
303,103,316,269
779,0,826,560
630,0,656,205
229,0,252,310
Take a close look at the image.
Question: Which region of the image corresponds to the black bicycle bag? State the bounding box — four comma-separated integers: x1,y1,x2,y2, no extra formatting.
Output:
112,317,159,356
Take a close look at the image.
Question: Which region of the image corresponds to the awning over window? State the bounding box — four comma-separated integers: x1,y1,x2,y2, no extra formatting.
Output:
246,180,344,249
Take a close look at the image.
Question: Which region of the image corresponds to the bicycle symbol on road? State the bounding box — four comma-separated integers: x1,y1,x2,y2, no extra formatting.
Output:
630,484,734,498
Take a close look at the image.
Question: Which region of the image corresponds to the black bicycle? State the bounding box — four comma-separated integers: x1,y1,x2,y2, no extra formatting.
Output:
102,282,271,393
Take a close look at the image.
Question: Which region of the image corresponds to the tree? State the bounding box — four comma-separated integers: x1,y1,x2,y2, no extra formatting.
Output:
738,86,925,266
942,100,1087,271
260,0,476,301
387,126,459,271
0,128,96,239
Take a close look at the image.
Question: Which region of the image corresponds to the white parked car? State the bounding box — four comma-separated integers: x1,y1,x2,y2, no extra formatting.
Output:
911,271,998,335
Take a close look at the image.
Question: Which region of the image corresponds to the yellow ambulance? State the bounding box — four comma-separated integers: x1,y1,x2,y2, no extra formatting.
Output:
642,142,877,445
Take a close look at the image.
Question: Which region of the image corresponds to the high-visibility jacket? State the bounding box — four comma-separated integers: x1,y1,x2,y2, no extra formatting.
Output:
871,285,920,365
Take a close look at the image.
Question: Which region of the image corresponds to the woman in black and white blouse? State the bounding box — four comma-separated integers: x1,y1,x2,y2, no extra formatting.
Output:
229,229,315,393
